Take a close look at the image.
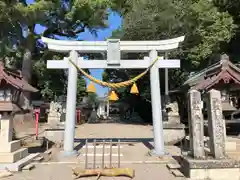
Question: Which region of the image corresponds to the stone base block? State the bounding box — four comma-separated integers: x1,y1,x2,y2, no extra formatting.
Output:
163,123,185,145
0,148,28,163
0,140,21,153
225,141,237,151
164,115,181,124
207,140,237,152
181,156,240,180
44,128,64,144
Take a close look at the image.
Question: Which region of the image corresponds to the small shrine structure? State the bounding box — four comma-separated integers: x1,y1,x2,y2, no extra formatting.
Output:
181,54,240,119
0,61,38,112
0,61,39,171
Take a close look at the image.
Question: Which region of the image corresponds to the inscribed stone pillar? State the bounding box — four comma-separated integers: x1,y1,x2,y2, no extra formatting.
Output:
188,90,205,159
0,113,13,143
207,89,226,159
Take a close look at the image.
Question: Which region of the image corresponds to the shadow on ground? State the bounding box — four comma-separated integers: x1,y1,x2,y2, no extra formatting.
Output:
74,138,154,151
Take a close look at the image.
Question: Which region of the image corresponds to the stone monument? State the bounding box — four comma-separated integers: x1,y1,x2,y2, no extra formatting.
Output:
207,89,226,159
47,101,63,127
165,101,181,124
187,90,205,159
181,89,240,180
163,97,185,145
45,101,65,146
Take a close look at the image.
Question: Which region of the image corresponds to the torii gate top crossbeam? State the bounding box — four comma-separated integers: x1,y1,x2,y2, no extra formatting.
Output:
41,36,185,53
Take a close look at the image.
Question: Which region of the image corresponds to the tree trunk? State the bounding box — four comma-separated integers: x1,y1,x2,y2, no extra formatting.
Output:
21,30,35,110
14,29,36,127
21,48,32,109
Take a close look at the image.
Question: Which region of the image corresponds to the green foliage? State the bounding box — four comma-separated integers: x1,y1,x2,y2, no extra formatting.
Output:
180,0,236,67
76,74,87,103
104,0,237,102
0,0,122,101
86,92,99,108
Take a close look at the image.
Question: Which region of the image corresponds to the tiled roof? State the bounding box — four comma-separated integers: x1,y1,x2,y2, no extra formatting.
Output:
183,54,240,91
0,61,38,92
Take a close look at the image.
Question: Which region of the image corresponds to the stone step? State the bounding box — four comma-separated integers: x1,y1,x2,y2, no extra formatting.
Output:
0,140,21,153
33,156,44,162
166,163,181,169
82,145,123,149
0,170,12,178
0,153,40,172
22,164,35,171
81,153,123,157
0,148,28,163
171,169,184,177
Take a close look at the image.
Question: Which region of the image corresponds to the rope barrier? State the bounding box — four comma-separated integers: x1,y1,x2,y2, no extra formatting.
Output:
68,57,160,89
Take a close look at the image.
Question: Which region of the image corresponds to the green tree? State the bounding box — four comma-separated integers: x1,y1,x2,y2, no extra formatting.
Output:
104,0,236,102
86,92,99,109
0,0,124,104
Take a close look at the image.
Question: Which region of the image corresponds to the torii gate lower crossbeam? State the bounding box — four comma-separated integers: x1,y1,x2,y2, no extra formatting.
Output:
42,36,184,157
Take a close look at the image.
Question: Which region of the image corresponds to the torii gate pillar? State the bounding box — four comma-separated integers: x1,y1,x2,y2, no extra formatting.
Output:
150,50,164,155
63,51,78,156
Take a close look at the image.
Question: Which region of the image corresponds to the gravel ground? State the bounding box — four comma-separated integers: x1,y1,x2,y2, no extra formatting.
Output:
4,163,185,180
74,123,153,139
7,123,186,180
9,123,240,180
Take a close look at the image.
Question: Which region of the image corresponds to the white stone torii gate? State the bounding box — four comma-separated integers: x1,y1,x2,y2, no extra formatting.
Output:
42,36,185,156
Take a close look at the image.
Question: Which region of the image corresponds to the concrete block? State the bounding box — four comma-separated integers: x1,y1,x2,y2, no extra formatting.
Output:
0,148,28,163
44,129,64,144
33,156,43,162
181,156,240,180
22,164,35,171
190,168,239,180
0,153,40,172
207,140,237,152
171,169,184,177
0,170,12,178
0,140,21,153
225,141,237,151
167,163,181,169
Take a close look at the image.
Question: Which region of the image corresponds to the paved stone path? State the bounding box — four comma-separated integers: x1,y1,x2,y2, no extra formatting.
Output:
5,164,185,180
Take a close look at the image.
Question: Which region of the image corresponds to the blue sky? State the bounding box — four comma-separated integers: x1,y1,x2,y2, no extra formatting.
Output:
30,0,122,97
78,12,122,97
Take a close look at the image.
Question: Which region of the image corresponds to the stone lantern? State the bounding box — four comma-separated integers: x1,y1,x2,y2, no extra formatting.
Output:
0,61,39,171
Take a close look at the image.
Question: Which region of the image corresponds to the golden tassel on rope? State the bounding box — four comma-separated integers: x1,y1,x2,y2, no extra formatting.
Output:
109,91,119,101
130,83,139,94
87,81,96,93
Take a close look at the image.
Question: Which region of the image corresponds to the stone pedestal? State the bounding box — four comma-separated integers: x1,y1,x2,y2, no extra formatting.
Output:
44,128,64,145
181,156,240,180
163,123,185,145
0,114,28,163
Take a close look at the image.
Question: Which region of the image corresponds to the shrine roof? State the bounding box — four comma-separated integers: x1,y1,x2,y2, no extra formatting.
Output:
183,54,240,91
0,61,38,92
